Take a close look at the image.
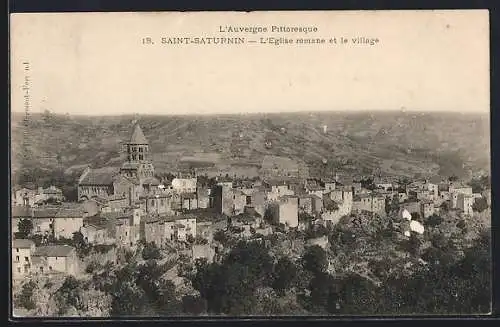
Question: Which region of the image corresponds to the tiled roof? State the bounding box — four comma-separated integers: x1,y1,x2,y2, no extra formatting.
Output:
11,206,32,218
13,239,35,249
79,168,117,186
99,211,131,220
33,245,75,257
33,207,60,218
129,124,149,144
55,208,85,218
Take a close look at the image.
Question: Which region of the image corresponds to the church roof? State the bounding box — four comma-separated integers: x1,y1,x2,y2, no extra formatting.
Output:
129,123,148,144
79,169,116,186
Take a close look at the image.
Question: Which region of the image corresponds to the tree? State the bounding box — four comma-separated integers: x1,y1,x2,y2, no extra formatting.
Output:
17,281,37,310
307,272,337,313
55,276,84,314
472,197,488,213
272,257,298,295
440,201,450,212
17,219,33,239
302,245,328,275
72,231,86,248
141,242,162,261
426,214,443,227
406,234,422,256
213,230,229,245
182,295,207,315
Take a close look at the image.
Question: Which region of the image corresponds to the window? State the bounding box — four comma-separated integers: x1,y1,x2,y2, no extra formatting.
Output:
16,248,19,252
49,266,52,271
130,242,133,247
16,256,19,262
17,267,21,273
139,154,143,160
139,147,143,152
125,231,128,236
24,257,29,262
24,266,29,273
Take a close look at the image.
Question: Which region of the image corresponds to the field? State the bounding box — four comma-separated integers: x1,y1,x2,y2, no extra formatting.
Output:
10,110,490,183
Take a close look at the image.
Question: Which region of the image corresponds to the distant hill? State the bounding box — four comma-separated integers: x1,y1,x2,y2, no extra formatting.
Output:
10,110,490,185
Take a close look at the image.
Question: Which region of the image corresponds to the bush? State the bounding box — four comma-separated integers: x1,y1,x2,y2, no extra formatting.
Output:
141,242,162,261
472,197,488,213
182,295,207,315
85,261,101,274
17,281,37,310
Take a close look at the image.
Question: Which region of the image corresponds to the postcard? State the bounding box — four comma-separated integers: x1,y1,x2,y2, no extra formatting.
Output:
10,10,491,318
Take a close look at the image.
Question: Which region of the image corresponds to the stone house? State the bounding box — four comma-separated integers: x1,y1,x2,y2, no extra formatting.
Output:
420,200,435,219
32,245,79,276
12,239,36,279
53,208,85,239
298,194,323,216
32,207,59,236
457,193,474,216
171,178,197,194
352,194,385,216
269,195,299,228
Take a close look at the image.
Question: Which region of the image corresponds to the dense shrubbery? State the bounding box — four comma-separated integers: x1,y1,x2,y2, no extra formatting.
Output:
142,242,163,261
16,281,37,311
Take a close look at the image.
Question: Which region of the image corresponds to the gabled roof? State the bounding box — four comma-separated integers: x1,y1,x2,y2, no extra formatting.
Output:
55,208,85,218
33,245,75,257
129,123,149,144
13,239,35,249
79,168,118,186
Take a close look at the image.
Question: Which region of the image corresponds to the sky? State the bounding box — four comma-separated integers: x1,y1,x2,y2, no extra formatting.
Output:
10,10,489,116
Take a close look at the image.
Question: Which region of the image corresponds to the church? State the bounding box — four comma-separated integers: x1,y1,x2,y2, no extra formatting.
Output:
77,123,160,206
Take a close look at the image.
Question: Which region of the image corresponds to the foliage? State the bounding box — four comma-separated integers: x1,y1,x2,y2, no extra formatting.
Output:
472,197,488,213
17,281,37,310
304,224,328,240
141,242,163,261
17,219,33,239
182,295,207,315
425,214,443,227
55,276,85,315
440,201,450,212
468,175,490,194
385,195,400,215
301,245,328,275
85,261,101,274
213,230,230,245
189,240,274,314
271,257,298,295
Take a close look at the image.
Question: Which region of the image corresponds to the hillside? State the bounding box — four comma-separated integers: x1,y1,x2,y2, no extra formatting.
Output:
10,110,490,184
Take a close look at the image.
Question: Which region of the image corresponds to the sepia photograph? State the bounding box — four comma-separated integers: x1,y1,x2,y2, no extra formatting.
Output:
9,10,491,318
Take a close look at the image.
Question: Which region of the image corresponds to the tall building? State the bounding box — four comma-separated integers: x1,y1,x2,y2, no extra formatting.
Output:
78,123,158,204
120,123,155,182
